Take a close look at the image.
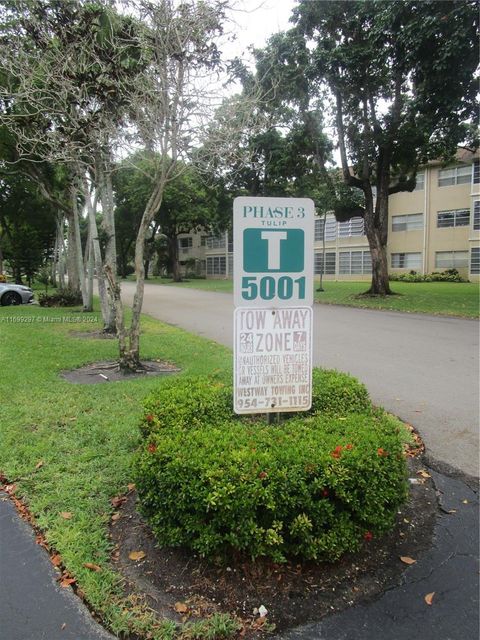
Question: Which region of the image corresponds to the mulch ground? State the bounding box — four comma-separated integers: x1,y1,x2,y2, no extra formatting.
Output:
60,360,180,384
109,456,437,636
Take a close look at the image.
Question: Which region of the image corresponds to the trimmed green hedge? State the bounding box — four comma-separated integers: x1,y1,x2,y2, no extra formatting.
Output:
134,370,407,563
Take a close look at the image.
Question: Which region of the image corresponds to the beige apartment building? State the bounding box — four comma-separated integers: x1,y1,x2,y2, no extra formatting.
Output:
178,150,480,283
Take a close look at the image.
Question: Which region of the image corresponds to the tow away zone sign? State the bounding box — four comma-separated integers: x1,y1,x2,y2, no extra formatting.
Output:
234,306,312,414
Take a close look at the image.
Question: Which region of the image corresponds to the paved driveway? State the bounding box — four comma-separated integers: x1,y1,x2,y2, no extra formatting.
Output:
120,282,479,477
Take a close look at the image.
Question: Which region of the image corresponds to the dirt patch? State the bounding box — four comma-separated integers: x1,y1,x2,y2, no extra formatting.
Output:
110,456,437,634
70,330,117,340
60,361,180,384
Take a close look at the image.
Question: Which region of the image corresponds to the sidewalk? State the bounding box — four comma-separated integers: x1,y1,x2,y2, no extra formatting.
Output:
0,493,114,640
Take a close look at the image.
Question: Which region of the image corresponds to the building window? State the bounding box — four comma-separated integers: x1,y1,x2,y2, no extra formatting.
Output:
228,253,233,276
435,251,469,269
392,213,424,232
178,237,192,254
391,252,422,269
414,171,425,191
206,235,225,250
314,218,325,242
314,252,336,275
338,216,365,237
322,215,337,241
206,256,226,275
473,160,480,185
200,236,208,247
437,209,470,228
473,201,480,231
339,250,372,275
438,165,471,187
470,248,480,275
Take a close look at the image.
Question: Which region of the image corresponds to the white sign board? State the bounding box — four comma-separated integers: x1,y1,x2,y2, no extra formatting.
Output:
233,197,315,308
234,307,313,414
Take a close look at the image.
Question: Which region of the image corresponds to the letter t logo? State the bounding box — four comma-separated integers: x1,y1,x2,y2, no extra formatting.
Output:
261,231,287,270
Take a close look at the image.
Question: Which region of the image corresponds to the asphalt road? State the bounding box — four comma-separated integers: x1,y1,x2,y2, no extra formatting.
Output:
0,493,115,640
120,282,479,478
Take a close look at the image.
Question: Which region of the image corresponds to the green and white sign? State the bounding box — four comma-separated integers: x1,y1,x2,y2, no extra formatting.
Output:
233,197,314,415
233,197,315,308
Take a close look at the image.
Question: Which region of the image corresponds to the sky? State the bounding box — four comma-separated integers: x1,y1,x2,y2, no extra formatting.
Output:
225,0,297,67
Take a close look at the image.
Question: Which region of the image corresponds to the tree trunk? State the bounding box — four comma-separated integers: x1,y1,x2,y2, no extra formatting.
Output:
86,234,94,309
97,153,117,331
51,229,58,288
317,210,327,292
116,174,166,372
169,236,182,282
83,177,116,333
57,216,66,291
65,209,80,293
71,183,90,310
364,191,392,295
365,230,391,295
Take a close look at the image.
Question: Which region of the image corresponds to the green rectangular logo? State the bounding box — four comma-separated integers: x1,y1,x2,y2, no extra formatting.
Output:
243,229,304,273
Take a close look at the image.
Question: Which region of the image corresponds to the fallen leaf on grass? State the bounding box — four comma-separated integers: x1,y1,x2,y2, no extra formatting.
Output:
424,592,435,606
4,483,17,495
400,556,416,565
35,460,44,469
51,554,62,567
83,562,101,572
111,513,121,522
128,550,146,561
111,495,127,508
60,577,76,588
174,602,188,613
35,534,48,550
127,483,136,492
60,512,72,520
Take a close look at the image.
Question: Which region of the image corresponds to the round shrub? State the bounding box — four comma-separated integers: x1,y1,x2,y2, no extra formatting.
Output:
140,375,234,437
310,368,371,415
134,375,407,563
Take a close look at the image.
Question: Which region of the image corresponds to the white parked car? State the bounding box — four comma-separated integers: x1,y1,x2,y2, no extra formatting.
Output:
0,283,35,306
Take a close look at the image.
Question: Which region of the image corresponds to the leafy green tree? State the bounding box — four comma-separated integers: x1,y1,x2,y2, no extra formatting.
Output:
268,0,478,294
0,173,56,284
114,152,222,282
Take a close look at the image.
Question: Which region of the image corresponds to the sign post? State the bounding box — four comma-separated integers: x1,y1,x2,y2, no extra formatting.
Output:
233,197,315,415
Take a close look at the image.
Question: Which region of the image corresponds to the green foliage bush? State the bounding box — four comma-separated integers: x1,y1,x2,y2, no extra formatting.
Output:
134,372,407,563
389,268,465,283
140,376,233,437
38,290,83,307
309,368,371,415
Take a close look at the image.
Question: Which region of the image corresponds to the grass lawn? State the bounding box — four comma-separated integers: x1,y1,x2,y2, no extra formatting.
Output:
127,277,479,318
0,302,235,639
0,300,418,638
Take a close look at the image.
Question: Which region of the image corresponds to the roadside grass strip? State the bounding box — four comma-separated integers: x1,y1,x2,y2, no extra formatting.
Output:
129,277,479,318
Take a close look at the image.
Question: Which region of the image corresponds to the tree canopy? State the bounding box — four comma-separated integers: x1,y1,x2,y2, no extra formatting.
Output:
258,0,479,294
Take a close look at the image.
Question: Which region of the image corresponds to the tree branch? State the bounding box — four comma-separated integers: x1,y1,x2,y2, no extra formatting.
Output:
334,88,363,188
